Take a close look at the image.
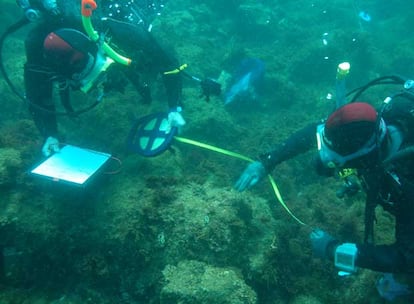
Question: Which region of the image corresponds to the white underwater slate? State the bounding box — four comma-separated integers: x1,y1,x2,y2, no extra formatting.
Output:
31,145,111,186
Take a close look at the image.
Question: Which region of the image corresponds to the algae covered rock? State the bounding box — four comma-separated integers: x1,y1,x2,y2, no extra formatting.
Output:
0,147,22,186
161,260,257,304
290,294,323,304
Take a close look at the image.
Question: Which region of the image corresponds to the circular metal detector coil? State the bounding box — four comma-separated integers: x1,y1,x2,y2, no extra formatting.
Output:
127,112,177,157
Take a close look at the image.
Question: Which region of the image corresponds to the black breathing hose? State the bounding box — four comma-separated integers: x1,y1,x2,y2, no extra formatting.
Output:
0,17,102,116
0,17,30,102
347,75,406,103
383,146,414,166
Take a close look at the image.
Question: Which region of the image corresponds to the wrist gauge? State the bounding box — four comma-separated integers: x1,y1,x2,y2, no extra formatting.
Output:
334,243,358,274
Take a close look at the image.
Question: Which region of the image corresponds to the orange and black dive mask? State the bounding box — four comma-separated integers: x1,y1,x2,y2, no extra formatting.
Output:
43,28,114,94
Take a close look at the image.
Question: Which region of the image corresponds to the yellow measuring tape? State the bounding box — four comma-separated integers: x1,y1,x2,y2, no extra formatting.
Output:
174,136,307,225
164,64,188,75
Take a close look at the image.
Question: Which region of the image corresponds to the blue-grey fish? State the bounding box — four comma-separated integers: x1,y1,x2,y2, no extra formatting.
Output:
224,58,265,105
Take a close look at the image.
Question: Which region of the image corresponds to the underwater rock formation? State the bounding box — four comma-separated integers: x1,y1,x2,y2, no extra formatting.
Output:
161,259,257,304
0,148,22,186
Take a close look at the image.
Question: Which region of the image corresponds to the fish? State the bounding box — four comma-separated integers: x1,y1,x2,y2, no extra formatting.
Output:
376,273,411,301
224,58,265,105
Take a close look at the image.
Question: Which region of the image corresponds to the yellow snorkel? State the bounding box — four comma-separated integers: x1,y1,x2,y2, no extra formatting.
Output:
81,0,132,66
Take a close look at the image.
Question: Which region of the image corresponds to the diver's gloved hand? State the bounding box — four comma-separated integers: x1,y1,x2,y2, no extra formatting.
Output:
42,136,60,157
310,229,337,260
200,78,221,101
234,161,266,192
167,108,186,133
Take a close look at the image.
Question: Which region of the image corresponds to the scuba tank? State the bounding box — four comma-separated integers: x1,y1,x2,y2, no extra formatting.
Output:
329,62,360,198
16,0,59,21
16,0,43,21
335,61,351,109
0,18,29,102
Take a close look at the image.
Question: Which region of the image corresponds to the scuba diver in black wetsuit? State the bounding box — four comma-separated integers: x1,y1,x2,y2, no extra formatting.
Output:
13,0,186,156
235,76,414,275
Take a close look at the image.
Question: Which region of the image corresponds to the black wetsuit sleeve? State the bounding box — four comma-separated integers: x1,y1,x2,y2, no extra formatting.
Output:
356,178,414,273
133,34,183,109
356,243,406,273
101,19,183,109
259,123,319,172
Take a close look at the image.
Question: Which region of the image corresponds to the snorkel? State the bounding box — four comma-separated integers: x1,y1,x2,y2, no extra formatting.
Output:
81,0,132,66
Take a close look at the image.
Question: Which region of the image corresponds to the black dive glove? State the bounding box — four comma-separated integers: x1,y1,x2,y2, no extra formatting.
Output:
200,78,221,102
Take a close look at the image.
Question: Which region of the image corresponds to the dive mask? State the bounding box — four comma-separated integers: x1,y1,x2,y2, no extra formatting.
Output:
316,119,387,168
72,50,114,94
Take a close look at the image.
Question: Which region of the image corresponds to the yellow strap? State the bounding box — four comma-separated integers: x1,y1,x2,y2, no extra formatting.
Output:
164,64,188,75
338,168,357,179
267,175,306,225
175,136,254,162
174,136,307,226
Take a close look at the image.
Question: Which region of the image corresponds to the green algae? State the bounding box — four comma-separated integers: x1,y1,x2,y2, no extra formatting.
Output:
161,260,257,304
0,148,22,186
